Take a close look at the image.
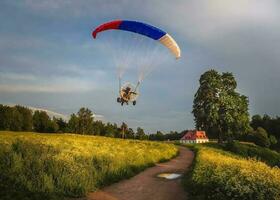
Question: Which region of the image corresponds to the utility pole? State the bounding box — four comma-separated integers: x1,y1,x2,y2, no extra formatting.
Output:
121,122,126,139
122,125,125,139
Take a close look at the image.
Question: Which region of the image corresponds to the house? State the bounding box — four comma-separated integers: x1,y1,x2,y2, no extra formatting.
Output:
180,130,209,144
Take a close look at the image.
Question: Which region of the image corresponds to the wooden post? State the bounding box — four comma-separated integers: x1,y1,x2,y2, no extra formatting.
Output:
122,125,125,139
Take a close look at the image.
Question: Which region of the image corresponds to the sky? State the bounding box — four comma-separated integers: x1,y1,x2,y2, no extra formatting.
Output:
0,0,280,133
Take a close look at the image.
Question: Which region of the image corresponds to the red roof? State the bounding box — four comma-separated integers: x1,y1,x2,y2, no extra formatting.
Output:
181,130,208,140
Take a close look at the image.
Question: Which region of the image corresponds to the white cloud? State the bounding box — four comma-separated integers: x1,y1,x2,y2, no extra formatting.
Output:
21,0,127,18
6,104,105,121
0,75,97,93
145,0,280,43
93,114,104,121
0,72,36,81
28,106,69,120
0,35,54,50
0,84,88,93
17,0,280,45
5,103,69,120
59,64,108,78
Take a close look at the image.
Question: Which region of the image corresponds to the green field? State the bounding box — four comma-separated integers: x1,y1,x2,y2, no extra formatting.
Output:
185,144,280,200
0,131,178,199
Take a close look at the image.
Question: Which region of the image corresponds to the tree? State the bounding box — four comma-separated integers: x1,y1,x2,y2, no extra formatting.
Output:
192,70,250,143
46,118,59,133
104,122,117,137
15,105,33,131
126,128,135,139
68,114,79,133
77,107,94,134
155,131,165,141
136,127,145,140
8,107,22,131
92,120,105,135
0,105,32,131
112,123,119,137
0,105,13,130
262,114,272,133
253,127,270,148
269,135,278,146
251,115,263,130
54,117,68,133
249,114,280,150
33,111,52,132
163,131,185,141
0,105,7,130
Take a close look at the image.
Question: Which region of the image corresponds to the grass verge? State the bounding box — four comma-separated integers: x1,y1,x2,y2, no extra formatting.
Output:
183,144,280,200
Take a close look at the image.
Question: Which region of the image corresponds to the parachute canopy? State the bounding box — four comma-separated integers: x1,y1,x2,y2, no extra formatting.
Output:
92,20,181,59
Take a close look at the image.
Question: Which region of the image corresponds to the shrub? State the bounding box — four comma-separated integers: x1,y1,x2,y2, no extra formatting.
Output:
270,135,278,146
224,141,280,167
253,127,270,147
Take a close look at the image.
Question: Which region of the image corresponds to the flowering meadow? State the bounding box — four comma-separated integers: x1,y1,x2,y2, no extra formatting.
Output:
186,145,280,200
0,131,177,197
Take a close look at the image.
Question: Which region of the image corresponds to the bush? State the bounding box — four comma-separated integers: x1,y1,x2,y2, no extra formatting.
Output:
252,127,270,147
186,145,280,200
270,135,278,146
224,141,280,167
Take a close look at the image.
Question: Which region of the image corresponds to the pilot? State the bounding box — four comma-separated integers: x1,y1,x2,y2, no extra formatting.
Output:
123,87,131,100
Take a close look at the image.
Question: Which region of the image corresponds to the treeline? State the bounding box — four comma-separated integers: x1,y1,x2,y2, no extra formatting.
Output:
65,107,186,140
214,114,280,150
0,104,62,133
0,105,32,131
149,131,185,141
246,114,280,149
0,104,184,140
67,107,150,139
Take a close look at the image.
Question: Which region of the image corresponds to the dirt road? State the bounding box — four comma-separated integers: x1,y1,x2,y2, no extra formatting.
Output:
85,146,194,200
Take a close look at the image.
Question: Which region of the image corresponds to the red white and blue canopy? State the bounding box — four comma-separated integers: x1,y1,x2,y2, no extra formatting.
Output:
92,20,181,59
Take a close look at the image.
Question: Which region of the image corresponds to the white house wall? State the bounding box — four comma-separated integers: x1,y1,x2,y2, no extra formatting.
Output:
180,139,209,144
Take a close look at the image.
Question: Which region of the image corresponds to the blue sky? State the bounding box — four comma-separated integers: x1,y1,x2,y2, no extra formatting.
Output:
0,0,280,133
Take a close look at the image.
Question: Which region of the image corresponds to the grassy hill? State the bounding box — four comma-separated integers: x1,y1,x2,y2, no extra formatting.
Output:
184,143,280,200
207,142,280,167
0,131,178,199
